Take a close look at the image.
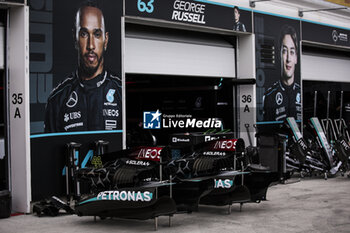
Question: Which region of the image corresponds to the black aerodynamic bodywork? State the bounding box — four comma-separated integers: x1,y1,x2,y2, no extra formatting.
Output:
166,132,279,212
74,146,176,220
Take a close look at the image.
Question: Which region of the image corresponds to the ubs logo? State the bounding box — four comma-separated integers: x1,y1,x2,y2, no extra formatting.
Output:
64,111,81,122
66,91,78,108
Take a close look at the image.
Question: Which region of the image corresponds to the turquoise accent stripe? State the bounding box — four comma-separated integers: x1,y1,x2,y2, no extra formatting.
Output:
310,118,327,151
302,18,350,31
30,130,123,139
256,121,283,125
193,0,251,11
62,150,92,176
287,118,300,140
81,150,94,169
79,197,98,205
75,151,79,166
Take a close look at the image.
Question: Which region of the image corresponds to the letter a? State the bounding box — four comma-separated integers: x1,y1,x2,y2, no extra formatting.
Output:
244,105,250,112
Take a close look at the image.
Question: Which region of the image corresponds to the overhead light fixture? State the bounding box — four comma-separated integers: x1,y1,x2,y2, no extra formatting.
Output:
249,0,271,8
298,7,347,17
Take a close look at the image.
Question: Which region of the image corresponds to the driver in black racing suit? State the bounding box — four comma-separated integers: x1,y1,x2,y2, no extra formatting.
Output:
263,80,301,122
45,70,121,132
44,2,122,132
233,6,246,32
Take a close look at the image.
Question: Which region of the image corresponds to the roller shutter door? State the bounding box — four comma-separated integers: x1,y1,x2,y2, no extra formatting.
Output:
302,51,350,82
125,25,236,78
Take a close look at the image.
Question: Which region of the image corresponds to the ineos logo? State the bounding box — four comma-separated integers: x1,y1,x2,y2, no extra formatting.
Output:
137,148,161,160
66,91,78,108
213,140,237,150
332,30,339,42
276,92,283,106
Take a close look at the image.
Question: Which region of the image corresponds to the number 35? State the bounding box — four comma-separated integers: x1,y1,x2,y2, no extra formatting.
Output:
12,93,23,105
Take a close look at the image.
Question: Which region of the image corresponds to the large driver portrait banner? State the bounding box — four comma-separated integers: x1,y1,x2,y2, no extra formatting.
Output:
29,0,123,200
255,13,301,124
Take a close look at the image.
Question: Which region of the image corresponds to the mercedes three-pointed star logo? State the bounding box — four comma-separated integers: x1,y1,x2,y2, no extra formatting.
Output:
276,92,283,106
66,91,78,108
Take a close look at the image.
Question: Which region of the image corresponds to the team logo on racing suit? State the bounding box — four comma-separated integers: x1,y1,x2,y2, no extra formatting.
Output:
332,30,339,42
105,120,117,130
106,89,116,103
64,114,69,122
296,93,301,104
276,92,283,106
64,112,81,122
66,91,78,108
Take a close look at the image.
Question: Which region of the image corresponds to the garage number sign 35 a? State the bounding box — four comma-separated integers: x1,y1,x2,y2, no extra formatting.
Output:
12,93,23,118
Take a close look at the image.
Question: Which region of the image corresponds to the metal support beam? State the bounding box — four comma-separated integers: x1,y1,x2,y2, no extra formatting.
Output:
249,0,271,8
299,7,347,17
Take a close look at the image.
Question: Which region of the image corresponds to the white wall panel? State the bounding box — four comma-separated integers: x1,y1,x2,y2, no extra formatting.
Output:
302,53,350,82
9,6,31,213
237,35,257,146
125,37,236,78
0,25,4,69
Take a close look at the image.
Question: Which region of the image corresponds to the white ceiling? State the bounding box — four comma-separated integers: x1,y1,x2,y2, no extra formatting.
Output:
273,0,350,19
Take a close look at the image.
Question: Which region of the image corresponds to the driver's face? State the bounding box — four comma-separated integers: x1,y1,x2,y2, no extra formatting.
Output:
77,6,108,76
234,9,240,22
281,34,297,81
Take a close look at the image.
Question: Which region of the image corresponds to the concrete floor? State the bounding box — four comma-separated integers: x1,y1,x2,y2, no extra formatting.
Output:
1,176,350,233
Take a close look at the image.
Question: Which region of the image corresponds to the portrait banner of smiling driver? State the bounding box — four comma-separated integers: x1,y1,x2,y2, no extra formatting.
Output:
254,13,301,124
29,0,123,200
